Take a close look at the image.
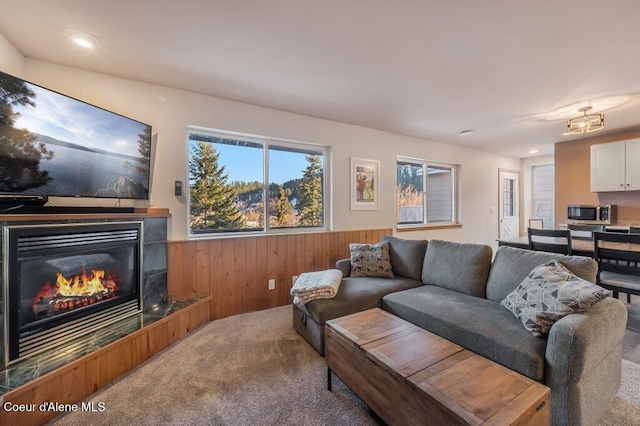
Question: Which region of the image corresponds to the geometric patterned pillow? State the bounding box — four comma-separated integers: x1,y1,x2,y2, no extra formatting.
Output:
501,259,611,337
349,242,394,278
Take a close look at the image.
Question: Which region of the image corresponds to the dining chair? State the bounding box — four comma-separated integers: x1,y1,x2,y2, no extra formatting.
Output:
527,228,572,255
528,218,544,230
567,223,605,240
593,231,640,303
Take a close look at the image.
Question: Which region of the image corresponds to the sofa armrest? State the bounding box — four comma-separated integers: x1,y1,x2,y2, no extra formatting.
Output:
335,258,351,277
545,297,627,425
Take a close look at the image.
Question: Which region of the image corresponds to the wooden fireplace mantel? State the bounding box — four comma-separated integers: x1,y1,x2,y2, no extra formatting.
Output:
0,207,171,222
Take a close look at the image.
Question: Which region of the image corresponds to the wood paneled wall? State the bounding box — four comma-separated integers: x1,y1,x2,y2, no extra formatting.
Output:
167,228,392,320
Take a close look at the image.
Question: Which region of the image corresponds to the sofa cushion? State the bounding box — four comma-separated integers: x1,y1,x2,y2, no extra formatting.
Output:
304,276,423,324
349,242,394,278
421,240,492,297
382,285,547,381
486,246,599,303
501,259,611,337
380,235,428,281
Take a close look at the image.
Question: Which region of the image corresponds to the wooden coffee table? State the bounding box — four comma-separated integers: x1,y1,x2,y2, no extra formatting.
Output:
325,308,550,425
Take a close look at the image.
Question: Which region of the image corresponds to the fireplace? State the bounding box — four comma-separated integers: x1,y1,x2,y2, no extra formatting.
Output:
2,221,143,366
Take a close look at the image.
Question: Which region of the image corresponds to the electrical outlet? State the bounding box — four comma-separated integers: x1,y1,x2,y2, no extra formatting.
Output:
292,275,298,285
268,279,276,290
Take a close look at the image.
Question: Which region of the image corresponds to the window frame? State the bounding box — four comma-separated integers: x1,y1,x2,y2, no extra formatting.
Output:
396,156,460,229
531,163,555,229
186,126,331,238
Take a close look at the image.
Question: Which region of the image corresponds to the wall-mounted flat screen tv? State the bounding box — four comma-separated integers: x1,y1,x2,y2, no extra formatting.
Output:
0,70,152,200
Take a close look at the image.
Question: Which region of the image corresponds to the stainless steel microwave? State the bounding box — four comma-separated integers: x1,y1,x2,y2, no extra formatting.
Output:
567,205,615,224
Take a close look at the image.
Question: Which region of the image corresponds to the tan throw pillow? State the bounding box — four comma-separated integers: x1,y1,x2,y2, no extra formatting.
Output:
349,242,394,278
501,259,611,337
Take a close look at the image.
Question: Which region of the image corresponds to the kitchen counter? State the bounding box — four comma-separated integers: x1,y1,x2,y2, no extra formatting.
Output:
497,235,595,257
498,233,640,257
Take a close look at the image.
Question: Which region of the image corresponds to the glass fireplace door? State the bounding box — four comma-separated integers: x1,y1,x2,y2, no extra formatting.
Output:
19,245,137,333
4,222,143,365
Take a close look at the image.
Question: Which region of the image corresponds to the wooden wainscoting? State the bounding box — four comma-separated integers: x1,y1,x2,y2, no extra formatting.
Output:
167,229,392,320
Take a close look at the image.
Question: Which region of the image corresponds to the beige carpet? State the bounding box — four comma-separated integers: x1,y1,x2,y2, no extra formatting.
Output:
50,306,640,425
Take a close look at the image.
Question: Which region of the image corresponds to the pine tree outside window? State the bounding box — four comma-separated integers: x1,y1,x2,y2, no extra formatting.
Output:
188,128,328,236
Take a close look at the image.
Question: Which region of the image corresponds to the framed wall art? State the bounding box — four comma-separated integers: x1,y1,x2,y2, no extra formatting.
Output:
350,158,379,210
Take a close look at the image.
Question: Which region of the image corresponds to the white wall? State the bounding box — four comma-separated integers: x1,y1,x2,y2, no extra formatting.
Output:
8,56,520,245
0,32,25,76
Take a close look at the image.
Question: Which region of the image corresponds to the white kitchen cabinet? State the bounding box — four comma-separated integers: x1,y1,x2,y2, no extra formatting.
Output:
625,138,640,190
590,138,640,192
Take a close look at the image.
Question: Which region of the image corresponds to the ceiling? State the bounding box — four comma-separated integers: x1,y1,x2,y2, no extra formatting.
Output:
2,1,640,159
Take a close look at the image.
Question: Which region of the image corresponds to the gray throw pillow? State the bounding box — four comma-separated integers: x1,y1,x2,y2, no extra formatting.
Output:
501,259,611,337
349,242,394,278
486,246,598,303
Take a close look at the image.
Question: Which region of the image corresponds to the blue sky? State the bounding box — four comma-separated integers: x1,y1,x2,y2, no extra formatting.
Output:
13,83,148,157
202,142,320,184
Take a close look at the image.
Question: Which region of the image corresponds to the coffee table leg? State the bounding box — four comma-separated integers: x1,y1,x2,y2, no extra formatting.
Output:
327,367,332,391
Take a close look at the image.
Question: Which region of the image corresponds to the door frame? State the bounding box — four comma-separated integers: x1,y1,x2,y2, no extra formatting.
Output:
498,168,520,239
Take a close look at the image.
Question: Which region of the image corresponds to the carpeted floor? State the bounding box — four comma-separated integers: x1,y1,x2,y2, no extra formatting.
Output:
50,306,640,426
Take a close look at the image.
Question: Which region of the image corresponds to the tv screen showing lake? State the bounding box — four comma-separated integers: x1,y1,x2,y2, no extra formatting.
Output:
0,70,152,200
18,140,149,199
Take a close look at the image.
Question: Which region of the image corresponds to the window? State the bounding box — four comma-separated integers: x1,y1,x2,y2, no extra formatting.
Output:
532,164,554,229
397,158,458,226
502,177,515,218
188,128,328,236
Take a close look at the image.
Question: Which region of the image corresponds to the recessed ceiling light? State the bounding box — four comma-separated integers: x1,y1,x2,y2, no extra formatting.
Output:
529,149,539,154
459,130,475,136
64,29,101,49
73,37,94,48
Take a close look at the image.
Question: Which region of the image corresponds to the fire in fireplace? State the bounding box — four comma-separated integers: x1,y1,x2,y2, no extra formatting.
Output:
3,222,143,366
32,267,120,320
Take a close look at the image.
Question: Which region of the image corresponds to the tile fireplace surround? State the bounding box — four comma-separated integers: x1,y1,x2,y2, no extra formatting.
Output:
0,212,168,395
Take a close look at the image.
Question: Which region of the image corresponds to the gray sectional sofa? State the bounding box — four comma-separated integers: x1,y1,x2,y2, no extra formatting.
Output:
292,235,627,426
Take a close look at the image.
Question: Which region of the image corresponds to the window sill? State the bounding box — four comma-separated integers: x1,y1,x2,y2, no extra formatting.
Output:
396,223,462,232
188,226,330,240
